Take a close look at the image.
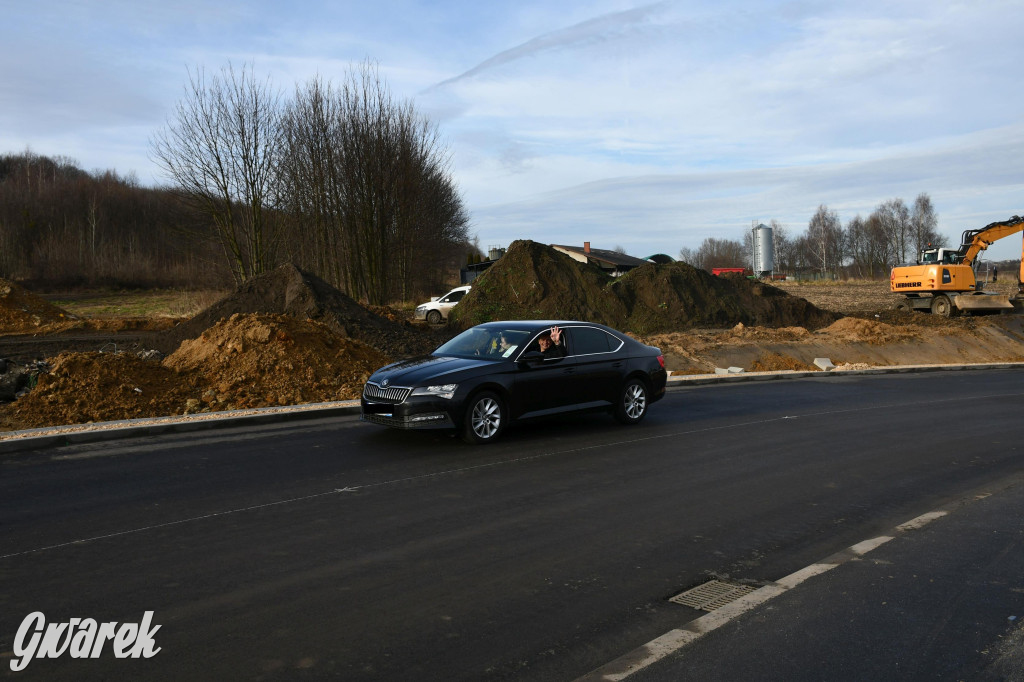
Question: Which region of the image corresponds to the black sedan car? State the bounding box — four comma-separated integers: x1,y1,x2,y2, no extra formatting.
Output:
361,320,667,443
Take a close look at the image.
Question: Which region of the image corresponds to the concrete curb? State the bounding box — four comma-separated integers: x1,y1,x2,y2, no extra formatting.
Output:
666,360,1024,385
2,361,1023,455
0,402,361,455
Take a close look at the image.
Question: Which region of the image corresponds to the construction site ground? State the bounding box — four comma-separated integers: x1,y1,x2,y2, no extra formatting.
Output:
2,250,1023,435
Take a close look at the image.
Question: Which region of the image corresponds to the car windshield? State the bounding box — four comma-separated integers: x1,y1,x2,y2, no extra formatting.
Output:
434,327,532,359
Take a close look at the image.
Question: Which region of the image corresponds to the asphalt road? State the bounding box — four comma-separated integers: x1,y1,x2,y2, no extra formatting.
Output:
1,370,1023,680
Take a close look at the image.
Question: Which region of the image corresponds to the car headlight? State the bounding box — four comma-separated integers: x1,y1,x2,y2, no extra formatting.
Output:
411,384,458,400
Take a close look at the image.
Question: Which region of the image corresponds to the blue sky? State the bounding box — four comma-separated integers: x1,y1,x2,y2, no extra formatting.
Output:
3,0,1024,260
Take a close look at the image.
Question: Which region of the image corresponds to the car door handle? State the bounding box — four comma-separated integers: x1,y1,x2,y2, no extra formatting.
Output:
612,362,623,368
563,368,575,374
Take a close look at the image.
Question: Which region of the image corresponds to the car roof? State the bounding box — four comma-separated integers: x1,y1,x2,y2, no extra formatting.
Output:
474,320,617,332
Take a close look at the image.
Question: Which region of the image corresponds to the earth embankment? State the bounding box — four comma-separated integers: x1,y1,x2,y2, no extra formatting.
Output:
451,240,838,333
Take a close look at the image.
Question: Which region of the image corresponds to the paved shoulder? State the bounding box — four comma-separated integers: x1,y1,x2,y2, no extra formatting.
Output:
585,477,1024,681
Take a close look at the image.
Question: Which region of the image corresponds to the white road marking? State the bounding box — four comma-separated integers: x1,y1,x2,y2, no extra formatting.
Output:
775,563,839,589
849,536,895,555
575,508,965,681
897,511,948,531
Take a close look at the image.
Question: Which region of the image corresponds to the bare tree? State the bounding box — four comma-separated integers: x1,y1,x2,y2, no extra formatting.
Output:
873,198,912,264
151,63,284,284
910,192,945,256
768,219,793,273
807,204,843,276
845,214,892,278
279,63,468,303
678,237,746,270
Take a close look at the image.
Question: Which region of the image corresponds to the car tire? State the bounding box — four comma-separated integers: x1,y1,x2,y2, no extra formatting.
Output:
426,310,442,325
462,391,506,444
614,378,648,425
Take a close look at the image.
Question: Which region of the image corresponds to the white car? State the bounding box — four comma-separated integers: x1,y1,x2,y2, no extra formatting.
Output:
414,285,471,324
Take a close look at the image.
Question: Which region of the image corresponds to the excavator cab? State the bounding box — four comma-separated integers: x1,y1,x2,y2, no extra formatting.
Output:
918,247,958,265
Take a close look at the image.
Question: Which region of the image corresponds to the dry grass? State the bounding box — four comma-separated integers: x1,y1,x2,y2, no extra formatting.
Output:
773,278,1020,315
45,290,229,319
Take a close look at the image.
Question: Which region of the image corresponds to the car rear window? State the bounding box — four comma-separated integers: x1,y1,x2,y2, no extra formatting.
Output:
570,327,615,355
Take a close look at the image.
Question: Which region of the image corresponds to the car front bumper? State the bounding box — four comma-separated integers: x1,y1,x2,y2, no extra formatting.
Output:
360,395,456,430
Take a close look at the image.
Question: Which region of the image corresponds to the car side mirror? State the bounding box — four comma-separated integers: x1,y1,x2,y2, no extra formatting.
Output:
518,351,544,365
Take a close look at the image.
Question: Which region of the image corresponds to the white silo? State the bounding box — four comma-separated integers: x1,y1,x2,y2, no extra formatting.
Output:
752,223,774,278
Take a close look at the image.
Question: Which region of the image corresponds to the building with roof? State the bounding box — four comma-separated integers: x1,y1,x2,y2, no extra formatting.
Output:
550,242,651,276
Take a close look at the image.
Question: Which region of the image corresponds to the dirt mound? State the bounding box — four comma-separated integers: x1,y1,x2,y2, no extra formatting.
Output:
0,278,77,333
0,313,392,430
450,241,838,333
0,351,199,430
819,317,920,344
162,264,442,358
614,268,838,332
750,352,816,372
451,240,628,327
725,323,814,341
164,313,389,410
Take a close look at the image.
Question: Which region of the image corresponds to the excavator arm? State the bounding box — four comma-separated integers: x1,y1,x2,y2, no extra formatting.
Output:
956,215,1024,267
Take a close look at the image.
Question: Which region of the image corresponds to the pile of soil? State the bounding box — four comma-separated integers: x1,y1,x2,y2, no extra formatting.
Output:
450,241,837,333
0,278,77,332
451,240,628,328
161,264,444,358
164,313,389,410
0,313,390,430
1,351,200,429
750,352,816,372
722,322,814,342
613,268,837,333
817,317,920,344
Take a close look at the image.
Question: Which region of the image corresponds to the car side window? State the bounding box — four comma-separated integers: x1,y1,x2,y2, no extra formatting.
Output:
446,290,466,303
522,329,570,356
568,327,614,356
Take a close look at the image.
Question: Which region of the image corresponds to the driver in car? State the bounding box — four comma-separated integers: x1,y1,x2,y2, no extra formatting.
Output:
537,326,566,358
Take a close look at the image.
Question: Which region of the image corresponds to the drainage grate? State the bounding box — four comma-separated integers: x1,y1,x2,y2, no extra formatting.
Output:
669,579,757,611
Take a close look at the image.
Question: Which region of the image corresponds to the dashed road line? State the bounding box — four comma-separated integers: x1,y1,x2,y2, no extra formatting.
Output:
574,507,955,681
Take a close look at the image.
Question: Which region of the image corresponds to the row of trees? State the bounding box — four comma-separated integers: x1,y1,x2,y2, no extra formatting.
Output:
679,193,945,278
1,63,472,301
0,152,225,288
150,62,471,304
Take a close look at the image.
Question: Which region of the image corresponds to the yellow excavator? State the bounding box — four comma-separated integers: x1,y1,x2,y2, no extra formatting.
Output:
890,215,1024,316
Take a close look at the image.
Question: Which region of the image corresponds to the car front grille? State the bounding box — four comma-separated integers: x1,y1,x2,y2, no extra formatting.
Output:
363,382,411,404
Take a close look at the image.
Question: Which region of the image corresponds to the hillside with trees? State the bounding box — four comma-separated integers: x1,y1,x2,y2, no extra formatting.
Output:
0,152,225,289
1,62,474,302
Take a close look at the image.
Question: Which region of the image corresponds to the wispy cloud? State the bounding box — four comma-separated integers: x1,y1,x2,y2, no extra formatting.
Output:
470,121,1024,259
425,3,669,92
3,0,1022,259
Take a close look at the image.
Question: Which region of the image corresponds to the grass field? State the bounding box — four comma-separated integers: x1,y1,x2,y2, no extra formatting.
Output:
774,277,1020,314
44,290,228,318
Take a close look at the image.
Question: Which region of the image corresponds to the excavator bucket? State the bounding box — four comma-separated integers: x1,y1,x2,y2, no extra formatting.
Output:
952,293,1014,311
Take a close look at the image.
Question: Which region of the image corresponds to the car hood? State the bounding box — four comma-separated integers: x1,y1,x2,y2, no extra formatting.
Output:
368,355,497,387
